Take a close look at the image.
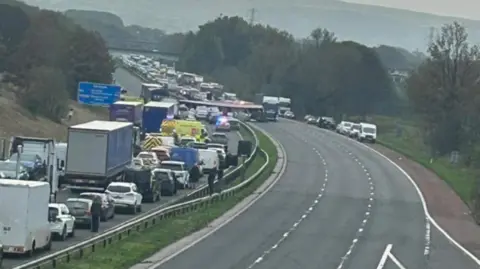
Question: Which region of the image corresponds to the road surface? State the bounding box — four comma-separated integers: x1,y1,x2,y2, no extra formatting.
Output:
4,68,241,269
150,119,479,269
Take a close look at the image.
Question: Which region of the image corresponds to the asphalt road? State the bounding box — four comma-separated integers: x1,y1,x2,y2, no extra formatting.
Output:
4,69,241,269
150,119,479,269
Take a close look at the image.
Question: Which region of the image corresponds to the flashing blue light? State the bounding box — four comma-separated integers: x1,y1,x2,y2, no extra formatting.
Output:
216,116,228,126
166,114,174,120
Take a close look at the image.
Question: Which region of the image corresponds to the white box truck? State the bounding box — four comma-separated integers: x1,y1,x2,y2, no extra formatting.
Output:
0,179,51,255
66,121,134,192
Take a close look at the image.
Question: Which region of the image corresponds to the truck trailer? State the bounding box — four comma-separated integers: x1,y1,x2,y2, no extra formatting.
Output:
143,101,176,133
109,101,143,126
66,121,133,192
0,180,51,255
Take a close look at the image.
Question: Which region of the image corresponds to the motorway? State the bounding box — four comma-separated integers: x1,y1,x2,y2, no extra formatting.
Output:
150,119,480,269
5,68,241,269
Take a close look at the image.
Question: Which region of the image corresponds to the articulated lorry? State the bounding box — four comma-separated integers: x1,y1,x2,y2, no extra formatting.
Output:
66,121,133,192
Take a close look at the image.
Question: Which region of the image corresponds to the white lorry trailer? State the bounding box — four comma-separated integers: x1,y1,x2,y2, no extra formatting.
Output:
66,121,134,192
0,179,51,255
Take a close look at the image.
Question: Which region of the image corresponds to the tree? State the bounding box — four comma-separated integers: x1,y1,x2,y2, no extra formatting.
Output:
406,22,480,155
310,28,336,48
19,66,69,121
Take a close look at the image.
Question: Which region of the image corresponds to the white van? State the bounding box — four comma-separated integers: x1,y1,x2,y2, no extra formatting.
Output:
198,149,219,173
358,123,377,143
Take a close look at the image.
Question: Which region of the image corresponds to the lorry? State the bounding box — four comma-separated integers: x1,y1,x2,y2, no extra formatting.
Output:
0,179,51,255
109,101,143,155
9,136,59,201
263,101,279,121
141,83,169,103
66,121,133,192
143,101,176,133
278,97,291,116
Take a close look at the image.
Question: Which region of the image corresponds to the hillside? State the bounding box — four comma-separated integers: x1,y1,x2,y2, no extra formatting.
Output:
0,82,107,141
20,0,480,50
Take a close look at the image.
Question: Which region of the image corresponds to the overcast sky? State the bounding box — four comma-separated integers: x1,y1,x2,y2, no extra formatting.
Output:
343,0,479,20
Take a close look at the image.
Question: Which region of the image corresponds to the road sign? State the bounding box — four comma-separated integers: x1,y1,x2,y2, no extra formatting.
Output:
77,82,121,106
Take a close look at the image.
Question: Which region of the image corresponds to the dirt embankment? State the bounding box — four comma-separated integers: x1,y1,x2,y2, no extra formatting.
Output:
0,83,108,142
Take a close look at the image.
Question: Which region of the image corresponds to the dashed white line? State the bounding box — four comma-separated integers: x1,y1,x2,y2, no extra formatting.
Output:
246,147,328,269
336,146,376,269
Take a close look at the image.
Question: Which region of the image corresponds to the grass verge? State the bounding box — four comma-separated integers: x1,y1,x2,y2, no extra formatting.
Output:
51,125,277,269
370,115,476,205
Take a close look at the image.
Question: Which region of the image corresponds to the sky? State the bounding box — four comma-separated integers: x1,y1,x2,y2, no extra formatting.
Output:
342,0,480,20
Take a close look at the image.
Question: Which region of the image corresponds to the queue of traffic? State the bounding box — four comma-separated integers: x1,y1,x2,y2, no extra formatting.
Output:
304,115,378,143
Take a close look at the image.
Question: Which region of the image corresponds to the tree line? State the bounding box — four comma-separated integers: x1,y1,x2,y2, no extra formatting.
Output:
406,22,480,165
179,16,398,118
0,1,114,121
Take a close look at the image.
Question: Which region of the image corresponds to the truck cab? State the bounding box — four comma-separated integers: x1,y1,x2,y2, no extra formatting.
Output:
9,136,58,202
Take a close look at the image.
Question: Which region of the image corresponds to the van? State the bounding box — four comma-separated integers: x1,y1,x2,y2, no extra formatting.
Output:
198,149,219,173
358,123,377,143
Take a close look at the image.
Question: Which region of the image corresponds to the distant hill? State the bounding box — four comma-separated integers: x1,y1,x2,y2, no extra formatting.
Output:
63,10,184,54
19,0,480,50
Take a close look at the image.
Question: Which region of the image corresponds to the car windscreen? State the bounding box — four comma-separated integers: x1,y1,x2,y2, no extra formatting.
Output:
344,122,352,127
66,201,89,210
107,185,131,193
363,127,376,134
353,125,361,131
48,207,59,218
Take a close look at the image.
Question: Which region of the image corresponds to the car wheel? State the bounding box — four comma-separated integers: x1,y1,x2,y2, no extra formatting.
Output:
60,225,67,241
131,204,137,215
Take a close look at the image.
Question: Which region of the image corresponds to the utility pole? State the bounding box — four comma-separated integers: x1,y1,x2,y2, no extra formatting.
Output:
248,8,256,25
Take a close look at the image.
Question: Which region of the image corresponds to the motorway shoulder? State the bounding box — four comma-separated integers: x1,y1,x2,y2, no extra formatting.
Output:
4,127,241,269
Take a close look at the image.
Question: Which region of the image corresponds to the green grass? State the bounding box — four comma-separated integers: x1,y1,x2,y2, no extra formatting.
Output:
49,125,277,269
369,115,476,205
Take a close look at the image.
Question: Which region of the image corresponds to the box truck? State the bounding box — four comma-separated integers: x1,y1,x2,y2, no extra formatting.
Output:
143,102,176,133
0,180,51,255
66,121,133,192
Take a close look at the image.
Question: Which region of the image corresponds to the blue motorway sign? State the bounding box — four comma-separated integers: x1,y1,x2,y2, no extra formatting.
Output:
77,82,121,106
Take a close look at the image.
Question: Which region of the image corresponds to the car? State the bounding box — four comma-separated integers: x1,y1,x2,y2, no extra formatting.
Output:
215,121,231,132
195,106,209,120
0,161,29,180
48,203,76,240
207,143,228,153
137,151,159,166
189,142,208,149
8,152,45,180
158,160,190,189
78,192,115,221
336,121,353,135
106,182,143,214
152,168,177,196
348,123,361,138
284,111,295,119
65,198,94,229
209,133,229,145
179,136,196,146
228,118,241,130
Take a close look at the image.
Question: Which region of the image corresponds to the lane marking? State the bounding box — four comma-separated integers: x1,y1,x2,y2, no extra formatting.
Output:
335,146,376,269
297,119,479,264
246,146,328,269
376,244,408,269
145,126,288,268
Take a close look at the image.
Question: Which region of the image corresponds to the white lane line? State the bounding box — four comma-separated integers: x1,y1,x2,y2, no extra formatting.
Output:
336,146,375,269
246,147,328,269
298,121,436,260
376,244,408,269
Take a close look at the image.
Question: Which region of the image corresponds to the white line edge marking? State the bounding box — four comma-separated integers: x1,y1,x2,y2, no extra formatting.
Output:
389,252,408,269
246,141,329,269
296,119,480,265
147,124,288,268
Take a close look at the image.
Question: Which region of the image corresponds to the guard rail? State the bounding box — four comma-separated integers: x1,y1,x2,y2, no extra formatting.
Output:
15,121,261,269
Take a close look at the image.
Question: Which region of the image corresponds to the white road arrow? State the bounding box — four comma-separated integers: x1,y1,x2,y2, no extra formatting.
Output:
376,244,407,269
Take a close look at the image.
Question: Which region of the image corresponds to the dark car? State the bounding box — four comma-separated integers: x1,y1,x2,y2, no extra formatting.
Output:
9,152,45,180
124,166,160,203
317,117,336,130
78,192,115,221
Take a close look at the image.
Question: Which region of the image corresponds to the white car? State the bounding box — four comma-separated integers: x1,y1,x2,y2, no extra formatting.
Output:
348,123,361,138
137,151,159,166
105,182,143,214
159,161,190,188
195,106,209,120
49,203,75,241
336,121,353,135
180,136,197,146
